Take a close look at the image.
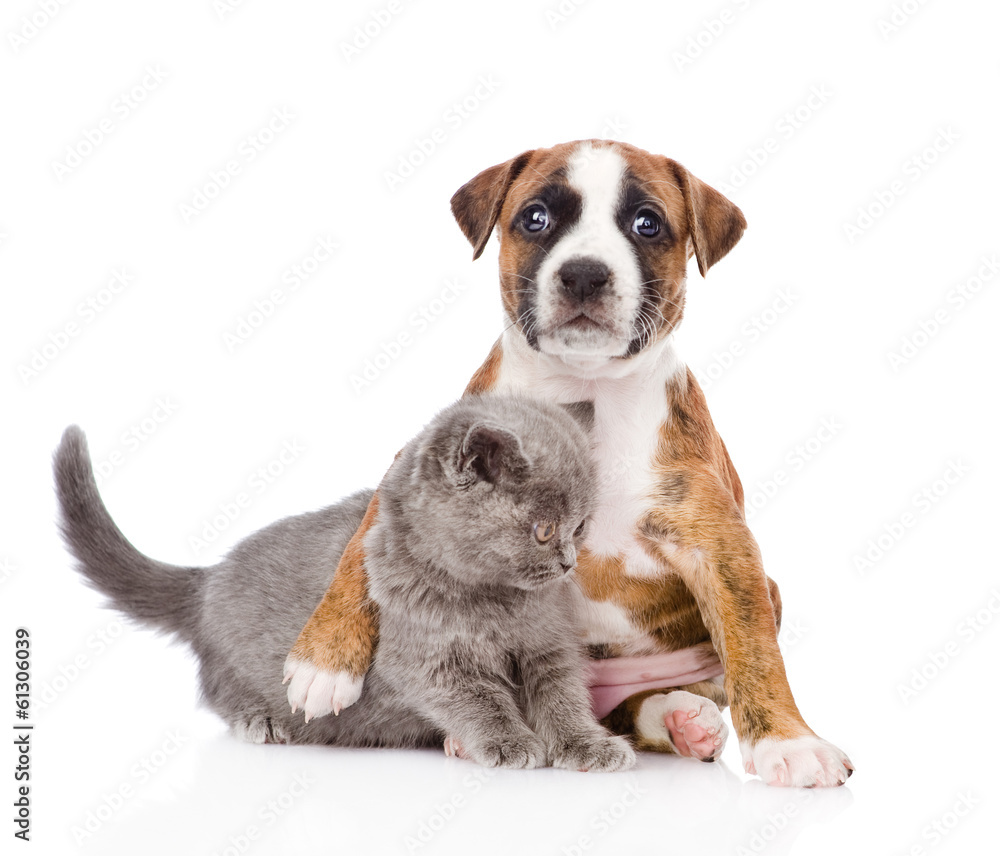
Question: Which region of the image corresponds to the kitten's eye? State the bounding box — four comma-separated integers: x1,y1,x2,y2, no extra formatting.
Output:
632,210,661,238
522,205,549,233
574,520,586,538
534,522,556,543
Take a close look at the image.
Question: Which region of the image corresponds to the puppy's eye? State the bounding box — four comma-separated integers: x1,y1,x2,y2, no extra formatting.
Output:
534,522,556,543
632,210,661,238
522,205,549,233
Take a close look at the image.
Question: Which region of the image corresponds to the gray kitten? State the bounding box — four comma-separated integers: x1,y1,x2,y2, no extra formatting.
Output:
54,395,635,772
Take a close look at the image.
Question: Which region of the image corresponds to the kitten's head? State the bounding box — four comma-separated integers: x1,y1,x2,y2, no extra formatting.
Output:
395,395,595,591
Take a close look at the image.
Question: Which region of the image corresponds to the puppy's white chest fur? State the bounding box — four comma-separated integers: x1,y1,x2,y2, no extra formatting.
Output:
493,332,683,650
584,370,672,578
495,331,683,576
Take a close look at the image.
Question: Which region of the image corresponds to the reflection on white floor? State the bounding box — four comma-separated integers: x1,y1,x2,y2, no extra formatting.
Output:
31,613,992,856
53,720,855,856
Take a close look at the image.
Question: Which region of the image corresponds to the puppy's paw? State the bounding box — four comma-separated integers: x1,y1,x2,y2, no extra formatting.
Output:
635,690,727,761
551,734,636,773
283,657,364,722
741,735,854,787
466,733,546,770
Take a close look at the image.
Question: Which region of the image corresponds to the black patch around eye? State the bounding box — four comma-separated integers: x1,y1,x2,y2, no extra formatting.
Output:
616,180,674,246
511,180,583,350
513,181,582,243
618,176,677,357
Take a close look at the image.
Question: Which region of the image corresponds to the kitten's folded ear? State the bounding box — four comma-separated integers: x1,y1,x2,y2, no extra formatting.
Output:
560,401,595,434
457,421,530,485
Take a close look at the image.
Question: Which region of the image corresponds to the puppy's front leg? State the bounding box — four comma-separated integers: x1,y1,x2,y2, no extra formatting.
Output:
284,494,380,721
519,645,635,773
641,476,853,787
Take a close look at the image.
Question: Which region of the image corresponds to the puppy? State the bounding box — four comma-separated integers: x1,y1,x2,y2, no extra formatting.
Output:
284,140,853,787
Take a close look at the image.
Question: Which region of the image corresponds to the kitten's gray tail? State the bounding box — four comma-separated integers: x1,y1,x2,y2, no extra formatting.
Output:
53,425,202,643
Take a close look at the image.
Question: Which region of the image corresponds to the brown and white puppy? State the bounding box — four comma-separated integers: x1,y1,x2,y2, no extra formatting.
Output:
284,140,853,787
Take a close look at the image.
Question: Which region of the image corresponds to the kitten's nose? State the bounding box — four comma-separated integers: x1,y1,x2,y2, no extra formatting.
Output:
560,546,576,574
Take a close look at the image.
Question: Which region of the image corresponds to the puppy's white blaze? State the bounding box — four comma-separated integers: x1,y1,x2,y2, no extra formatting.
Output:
534,143,642,356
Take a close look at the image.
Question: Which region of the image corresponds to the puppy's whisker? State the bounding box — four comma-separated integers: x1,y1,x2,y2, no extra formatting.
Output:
500,270,540,288
642,300,671,325
640,293,681,317
499,306,540,339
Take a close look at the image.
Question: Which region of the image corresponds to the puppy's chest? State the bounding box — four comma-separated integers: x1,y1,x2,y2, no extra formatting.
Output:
553,382,675,652
493,337,684,650
497,353,670,571
584,410,664,577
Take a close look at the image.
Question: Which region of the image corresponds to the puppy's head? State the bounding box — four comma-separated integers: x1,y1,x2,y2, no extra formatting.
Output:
451,140,745,360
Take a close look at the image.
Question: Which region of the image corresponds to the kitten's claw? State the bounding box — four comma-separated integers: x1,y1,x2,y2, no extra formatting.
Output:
443,736,468,759
283,657,364,721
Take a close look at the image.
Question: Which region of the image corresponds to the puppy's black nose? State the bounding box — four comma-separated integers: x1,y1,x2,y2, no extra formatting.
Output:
559,258,610,302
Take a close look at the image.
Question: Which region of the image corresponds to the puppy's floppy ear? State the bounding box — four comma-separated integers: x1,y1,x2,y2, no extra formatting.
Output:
457,421,530,485
665,158,747,277
450,150,535,260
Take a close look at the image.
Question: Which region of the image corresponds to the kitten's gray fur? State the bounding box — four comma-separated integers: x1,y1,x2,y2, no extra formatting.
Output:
54,395,635,772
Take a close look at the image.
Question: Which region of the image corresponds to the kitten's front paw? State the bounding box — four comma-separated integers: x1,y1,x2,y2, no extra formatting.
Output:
741,735,854,788
467,733,546,770
283,657,364,722
551,734,636,773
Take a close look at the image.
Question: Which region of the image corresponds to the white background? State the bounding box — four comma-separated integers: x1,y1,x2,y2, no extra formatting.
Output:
2,0,998,853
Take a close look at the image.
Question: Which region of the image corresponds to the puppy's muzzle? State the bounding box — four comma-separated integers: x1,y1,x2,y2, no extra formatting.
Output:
559,257,611,303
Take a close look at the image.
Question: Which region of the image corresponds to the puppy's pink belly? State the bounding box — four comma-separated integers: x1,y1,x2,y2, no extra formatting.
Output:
587,648,724,719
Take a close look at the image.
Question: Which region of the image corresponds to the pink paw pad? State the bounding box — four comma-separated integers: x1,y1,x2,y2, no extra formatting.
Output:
664,706,725,760
635,690,728,761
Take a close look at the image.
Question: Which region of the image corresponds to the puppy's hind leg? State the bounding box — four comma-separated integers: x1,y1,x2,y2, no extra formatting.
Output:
603,680,728,762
